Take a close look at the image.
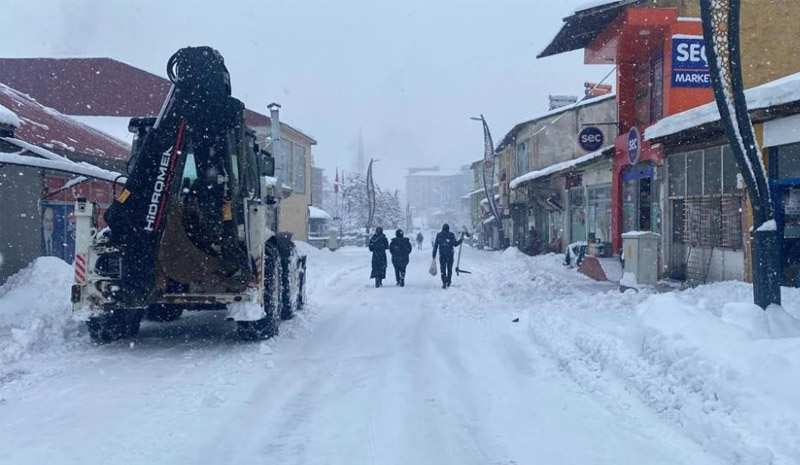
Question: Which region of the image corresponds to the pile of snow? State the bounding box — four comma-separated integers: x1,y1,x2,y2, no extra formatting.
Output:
294,240,321,258
0,102,21,128
505,253,800,464
0,257,79,366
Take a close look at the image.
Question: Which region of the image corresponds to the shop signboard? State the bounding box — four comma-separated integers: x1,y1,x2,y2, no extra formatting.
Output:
627,126,641,165
578,126,604,152
671,35,711,88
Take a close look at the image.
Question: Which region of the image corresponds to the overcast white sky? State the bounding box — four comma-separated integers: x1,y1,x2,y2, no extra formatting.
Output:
2,0,613,191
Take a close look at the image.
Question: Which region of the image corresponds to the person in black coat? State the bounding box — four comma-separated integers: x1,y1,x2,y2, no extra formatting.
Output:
390,229,413,286
432,223,464,289
368,227,389,287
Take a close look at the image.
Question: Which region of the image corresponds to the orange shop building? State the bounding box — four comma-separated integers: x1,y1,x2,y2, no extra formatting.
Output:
539,2,713,253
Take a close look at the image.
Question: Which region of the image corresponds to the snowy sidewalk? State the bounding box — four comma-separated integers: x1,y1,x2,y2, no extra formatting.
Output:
0,246,798,464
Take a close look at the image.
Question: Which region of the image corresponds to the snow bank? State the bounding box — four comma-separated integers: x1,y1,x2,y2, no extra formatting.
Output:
496,253,800,464
294,240,321,258
0,257,79,366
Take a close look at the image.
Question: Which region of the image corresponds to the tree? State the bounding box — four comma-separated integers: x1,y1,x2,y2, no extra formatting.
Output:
340,172,403,233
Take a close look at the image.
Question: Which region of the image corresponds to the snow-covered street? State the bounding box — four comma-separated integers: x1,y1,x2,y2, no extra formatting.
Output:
2,245,800,465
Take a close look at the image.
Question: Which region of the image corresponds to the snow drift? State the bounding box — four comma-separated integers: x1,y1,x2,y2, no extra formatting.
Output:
0,257,78,366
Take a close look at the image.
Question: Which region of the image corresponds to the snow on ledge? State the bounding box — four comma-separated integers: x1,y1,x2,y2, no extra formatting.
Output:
509,145,612,189
0,103,21,129
309,206,331,220
645,71,800,141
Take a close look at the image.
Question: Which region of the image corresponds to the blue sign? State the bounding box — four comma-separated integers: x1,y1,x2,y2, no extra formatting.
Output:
671,36,711,88
41,202,76,263
627,127,641,165
578,126,604,152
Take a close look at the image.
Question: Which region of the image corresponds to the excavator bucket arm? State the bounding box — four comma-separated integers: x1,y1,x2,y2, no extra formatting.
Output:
104,46,249,307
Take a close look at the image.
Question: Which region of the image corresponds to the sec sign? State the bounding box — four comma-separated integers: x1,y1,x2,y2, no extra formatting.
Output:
627,127,641,165
578,126,604,152
672,35,711,88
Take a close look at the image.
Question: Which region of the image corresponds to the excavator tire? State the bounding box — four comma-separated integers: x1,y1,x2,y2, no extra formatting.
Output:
237,243,281,341
144,305,184,322
87,309,145,344
276,234,296,321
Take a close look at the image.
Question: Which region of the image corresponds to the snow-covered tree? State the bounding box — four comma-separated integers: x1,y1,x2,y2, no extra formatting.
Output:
340,172,403,233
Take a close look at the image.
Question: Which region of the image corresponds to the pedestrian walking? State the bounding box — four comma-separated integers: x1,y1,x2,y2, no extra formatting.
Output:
368,227,389,287
432,223,464,289
390,229,413,286
416,232,424,250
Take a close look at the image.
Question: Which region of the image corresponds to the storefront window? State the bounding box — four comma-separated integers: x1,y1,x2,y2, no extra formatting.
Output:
686,150,703,196
668,153,686,197
668,145,742,250
587,184,612,243
569,187,586,243
622,178,639,233
722,146,739,193
703,148,722,194
775,143,800,180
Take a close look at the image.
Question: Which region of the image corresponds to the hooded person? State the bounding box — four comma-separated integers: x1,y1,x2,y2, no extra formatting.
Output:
368,227,389,287
389,229,413,286
432,223,464,288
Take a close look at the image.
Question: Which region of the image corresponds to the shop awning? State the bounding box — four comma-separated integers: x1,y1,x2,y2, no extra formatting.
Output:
509,145,613,190
645,71,800,143
538,0,643,58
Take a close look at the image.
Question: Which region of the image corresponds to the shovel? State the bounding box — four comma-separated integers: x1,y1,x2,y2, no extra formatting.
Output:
455,232,471,276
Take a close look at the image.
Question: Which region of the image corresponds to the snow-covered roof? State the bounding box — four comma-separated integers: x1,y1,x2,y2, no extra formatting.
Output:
509,145,613,189
0,83,130,160
69,115,134,143
309,206,331,220
0,103,21,129
496,93,616,152
645,71,800,141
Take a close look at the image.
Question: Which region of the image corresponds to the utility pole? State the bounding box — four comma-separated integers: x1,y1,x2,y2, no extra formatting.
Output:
701,0,781,308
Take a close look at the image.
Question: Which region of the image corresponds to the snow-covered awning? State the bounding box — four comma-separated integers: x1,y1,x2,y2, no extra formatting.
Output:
645,71,800,141
309,206,331,220
0,137,126,184
537,0,640,58
509,145,613,190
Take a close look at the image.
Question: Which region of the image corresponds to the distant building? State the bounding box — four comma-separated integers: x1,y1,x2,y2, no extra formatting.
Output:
405,166,472,231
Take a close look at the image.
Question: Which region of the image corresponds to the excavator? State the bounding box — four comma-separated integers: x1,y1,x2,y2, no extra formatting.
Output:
70,46,306,343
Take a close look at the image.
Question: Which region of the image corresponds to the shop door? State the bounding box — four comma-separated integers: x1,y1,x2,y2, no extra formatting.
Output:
776,185,800,287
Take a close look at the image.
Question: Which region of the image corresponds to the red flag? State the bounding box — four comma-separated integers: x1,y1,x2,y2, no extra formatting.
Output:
334,168,339,194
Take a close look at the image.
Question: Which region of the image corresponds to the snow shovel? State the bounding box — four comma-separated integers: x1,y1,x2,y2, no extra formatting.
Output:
455,234,471,276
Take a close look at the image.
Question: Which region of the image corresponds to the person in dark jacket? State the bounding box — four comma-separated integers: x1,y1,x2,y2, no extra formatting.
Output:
432,223,464,289
416,232,424,250
368,227,389,287
390,229,413,286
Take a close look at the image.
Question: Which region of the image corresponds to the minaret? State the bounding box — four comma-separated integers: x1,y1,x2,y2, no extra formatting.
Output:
357,127,365,174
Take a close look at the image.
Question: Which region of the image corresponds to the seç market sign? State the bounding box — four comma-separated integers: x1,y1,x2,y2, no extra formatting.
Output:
627,126,641,165
671,35,711,88
578,126,604,152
